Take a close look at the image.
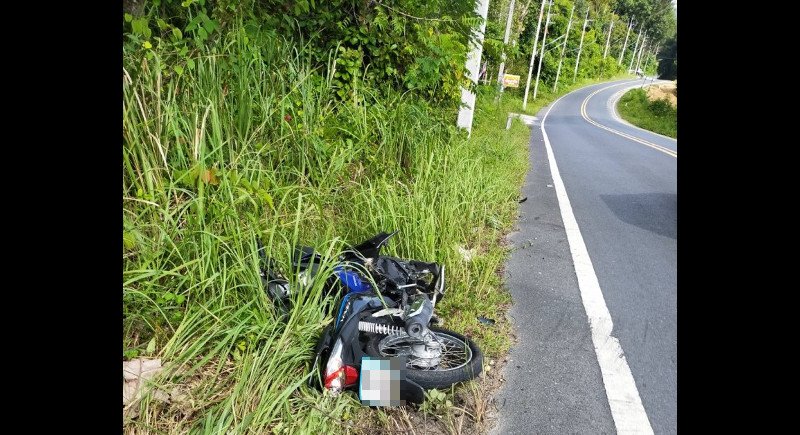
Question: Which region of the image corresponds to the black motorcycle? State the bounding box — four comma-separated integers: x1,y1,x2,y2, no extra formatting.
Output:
259,231,483,404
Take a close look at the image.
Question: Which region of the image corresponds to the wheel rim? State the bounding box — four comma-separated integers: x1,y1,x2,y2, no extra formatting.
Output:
377,332,472,371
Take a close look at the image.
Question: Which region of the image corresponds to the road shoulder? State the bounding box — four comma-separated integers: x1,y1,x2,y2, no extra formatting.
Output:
489,105,616,435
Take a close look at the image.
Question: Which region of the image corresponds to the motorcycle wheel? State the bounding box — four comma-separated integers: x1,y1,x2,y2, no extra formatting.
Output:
364,326,483,390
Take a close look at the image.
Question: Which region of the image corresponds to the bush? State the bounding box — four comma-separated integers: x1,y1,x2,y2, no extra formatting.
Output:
648,98,674,117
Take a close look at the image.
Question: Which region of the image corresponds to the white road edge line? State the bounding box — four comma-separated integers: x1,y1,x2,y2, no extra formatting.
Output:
581,84,677,158
541,83,655,435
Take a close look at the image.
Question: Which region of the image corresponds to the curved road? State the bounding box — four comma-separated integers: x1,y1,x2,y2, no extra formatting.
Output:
493,79,676,434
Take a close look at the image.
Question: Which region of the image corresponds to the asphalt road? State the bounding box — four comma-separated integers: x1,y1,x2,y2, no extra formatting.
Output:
492,79,677,434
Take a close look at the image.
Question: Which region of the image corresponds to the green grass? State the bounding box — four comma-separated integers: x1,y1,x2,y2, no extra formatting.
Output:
616,88,677,138
123,23,636,433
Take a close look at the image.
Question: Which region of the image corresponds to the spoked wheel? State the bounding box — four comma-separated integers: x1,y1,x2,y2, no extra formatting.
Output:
365,326,483,390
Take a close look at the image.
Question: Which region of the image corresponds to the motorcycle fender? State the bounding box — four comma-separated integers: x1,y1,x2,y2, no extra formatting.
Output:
308,324,334,388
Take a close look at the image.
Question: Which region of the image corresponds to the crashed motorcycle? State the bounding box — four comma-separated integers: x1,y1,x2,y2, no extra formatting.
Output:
259,231,483,404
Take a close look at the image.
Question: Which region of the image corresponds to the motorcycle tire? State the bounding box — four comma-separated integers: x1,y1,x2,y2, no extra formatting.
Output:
364,326,483,390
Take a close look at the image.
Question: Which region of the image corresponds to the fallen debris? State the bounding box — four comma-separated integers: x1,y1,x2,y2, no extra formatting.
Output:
123,358,166,418
457,246,477,262
477,316,496,325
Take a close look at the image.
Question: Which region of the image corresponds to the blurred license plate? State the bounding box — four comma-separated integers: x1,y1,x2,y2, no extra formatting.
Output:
359,356,405,406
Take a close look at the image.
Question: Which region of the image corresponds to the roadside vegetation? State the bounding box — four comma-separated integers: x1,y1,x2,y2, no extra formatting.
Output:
123,13,528,435
616,87,677,138
123,0,675,433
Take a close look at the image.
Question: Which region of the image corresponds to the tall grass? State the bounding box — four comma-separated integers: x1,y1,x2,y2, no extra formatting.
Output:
123,24,531,433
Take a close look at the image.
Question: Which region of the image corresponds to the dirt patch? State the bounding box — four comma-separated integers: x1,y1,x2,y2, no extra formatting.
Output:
645,81,677,108
123,356,238,433
354,348,513,434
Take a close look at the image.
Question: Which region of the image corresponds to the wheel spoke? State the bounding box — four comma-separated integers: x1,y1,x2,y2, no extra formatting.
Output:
378,332,472,371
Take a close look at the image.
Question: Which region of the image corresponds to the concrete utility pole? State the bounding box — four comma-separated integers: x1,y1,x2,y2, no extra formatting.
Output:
635,35,647,73
553,4,575,92
496,0,516,88
639,42,651,87
456,0,490,136
642,44,655,76
603,18,614,59
651,44,660,75
618,18,632,65
522,0,547,110
628,23,643,72
572,9,590,82
532,0,553,100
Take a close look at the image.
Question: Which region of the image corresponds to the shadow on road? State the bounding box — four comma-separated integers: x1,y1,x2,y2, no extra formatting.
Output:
600,193,677,239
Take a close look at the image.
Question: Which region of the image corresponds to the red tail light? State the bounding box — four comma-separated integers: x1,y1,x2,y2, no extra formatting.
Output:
324,365,359,389
343,365,358,386
323,338,359,393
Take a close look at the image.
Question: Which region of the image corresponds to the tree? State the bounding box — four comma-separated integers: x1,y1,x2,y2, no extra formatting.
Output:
614,0,675,44
657,33,676,79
